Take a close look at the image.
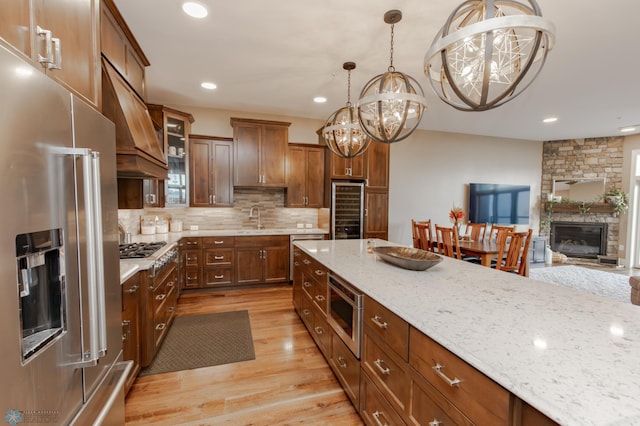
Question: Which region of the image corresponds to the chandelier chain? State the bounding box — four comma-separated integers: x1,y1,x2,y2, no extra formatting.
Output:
388,24,395,72
346,69,352,107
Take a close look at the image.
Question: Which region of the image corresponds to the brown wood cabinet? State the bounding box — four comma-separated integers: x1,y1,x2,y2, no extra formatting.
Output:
328,152,366,180
365,190,389,240
189,135,233,207
202,237,235,287
286,143,325,208
231,118,290,187
0,0,100,108
235,236,289,285
121,272,141,395
148,105,194,207
181,237,203,290
365,142,390,191
100,0,149,98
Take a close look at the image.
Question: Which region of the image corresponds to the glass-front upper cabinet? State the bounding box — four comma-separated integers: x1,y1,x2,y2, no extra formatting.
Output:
148,105,194,207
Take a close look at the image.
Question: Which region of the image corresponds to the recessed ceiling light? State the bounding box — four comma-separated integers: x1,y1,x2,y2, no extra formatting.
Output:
201,82,217,90
182,2,208,18
313,97,327,103
620,126,637,133
542,117,558,123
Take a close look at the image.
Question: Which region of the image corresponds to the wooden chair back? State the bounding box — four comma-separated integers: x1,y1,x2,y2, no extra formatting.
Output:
488,224,516,245
415,221,434,252
464,222,487,241
495,229,533,276
435,224,461,259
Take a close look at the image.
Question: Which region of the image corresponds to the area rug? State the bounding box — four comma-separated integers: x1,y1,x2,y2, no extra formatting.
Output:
140,310,255,376
529,265,630,303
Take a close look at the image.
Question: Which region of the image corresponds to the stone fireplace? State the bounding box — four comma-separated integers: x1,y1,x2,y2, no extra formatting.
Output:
550,221,607,259
541,137,624,258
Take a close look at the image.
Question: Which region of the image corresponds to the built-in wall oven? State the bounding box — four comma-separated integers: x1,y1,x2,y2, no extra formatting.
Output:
327,273,363,358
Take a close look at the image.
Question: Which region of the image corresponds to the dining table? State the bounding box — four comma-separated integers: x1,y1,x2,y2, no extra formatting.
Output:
456,238,500,267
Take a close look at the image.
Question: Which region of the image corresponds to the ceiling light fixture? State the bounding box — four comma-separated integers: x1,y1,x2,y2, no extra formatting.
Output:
313,97,327,104
620,126,637,133
543,117,557,123
357,10,427,144
424,0,555,111
201,82,217,90
182,2,208,19
323,62,371,158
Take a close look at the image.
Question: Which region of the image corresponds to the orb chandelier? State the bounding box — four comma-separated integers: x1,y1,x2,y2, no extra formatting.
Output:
357,10,427,144
424,0,555,111
322,62,371,158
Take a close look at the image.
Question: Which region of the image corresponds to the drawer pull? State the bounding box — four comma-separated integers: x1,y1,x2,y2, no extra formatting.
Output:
294,261,300,266
314,326,324,335
337,355,347,369
127,285,139,294
432,363,462,387
214,256,224,260
168,307,175,313
303,259,311,265
187,276,197,281
155,294,166,301
315,295,325,302
155,323,166,331
214,240,224,244
372,411,389,426
429,420,443,426
214,274,224,279
187,241,198,245
166,281,174,287
371,315,388,329
302,309,311,317
314,269,325,276
374,359,390,375
303,281,312,288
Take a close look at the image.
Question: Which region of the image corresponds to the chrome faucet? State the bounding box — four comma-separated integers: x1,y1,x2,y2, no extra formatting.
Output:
249,205,263,229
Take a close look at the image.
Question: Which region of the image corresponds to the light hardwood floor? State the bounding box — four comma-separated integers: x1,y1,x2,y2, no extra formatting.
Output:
124,286,363,425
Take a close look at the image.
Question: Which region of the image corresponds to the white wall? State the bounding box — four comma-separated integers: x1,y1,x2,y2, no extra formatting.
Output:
171,105,546,247
388,129,543,246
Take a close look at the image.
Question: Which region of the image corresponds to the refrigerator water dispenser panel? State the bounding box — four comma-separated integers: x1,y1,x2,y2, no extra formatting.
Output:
16,229,65,363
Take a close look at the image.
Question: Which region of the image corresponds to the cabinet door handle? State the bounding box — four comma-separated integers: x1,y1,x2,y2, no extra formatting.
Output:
302,309,311,317
168,307,176,314
336,355,347,369
214,255,224,260
303,259,311,265
432,363,462,387
155,294,166,301
314,295,325,302
374,358,390,375
371,315,388,329
429,420,443,426
214,240,224,244
36,26,53,65
48,37,62,70
213,194,216,204
314,326,324,335
155,323,166,331
372,411,389,426
314,269,324,276
209,194,213,204
166,281,174,288
122,320,131,337
127,285,139,294
214,274,224,279
303,281,312,288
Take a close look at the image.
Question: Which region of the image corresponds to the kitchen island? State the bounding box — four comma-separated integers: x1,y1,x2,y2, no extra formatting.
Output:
294,239,640,425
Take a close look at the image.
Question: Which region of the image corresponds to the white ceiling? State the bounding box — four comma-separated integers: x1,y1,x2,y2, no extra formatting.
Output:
114,0,640,142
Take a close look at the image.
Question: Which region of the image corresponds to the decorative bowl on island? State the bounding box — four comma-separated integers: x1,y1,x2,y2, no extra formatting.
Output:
373,246,442,271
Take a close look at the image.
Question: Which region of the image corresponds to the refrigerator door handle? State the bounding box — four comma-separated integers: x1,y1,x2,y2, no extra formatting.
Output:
90,151,108,357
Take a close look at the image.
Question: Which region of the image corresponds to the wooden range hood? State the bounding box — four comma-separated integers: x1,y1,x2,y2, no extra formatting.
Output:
101,58,167,179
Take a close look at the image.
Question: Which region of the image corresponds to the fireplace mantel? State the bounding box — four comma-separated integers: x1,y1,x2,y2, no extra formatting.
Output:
544,201,616,214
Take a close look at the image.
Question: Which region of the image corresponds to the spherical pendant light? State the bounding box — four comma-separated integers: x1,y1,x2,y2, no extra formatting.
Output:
322,62,371,158
424,0,555,111
357,10,428,144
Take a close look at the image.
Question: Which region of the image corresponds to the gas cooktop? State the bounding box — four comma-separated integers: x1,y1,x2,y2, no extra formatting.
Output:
119,241,167,259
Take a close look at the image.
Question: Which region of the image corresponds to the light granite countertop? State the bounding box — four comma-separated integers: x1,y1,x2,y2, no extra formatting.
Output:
119,228,327,283
294,239,640,426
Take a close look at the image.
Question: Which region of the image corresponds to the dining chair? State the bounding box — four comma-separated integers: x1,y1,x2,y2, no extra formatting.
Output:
435,224,461,259
488,224,516,244
464,222,487,241
494,228,533,276
415,221,435,252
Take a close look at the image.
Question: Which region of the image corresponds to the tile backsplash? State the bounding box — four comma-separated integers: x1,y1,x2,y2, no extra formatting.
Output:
118,188,322,234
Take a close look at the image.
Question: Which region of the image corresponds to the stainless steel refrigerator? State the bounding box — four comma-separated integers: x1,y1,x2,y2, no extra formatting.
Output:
331,181,365,239
0,44,130,424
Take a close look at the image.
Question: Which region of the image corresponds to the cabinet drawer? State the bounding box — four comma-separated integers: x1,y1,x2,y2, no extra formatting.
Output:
364,295,409,361
409,370,473,426
362,332,409,414
301,269,327,313
203,268,233,286
311,308,331,357
204,248,234,266
184,249,201,267
300,294,314,330
409,327,511,425
182,237,201,248
361,371,406,426
203,236,235,248
330,331,360,408
235,235,288,248
184,268,201,289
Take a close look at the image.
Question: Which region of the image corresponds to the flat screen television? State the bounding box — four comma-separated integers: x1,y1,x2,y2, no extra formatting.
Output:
468,183,531,225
